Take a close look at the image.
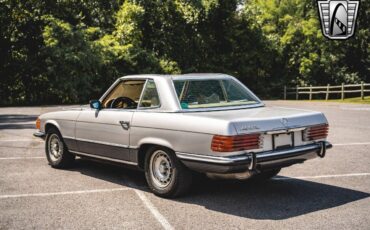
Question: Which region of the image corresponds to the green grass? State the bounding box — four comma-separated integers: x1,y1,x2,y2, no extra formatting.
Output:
286,96,370,104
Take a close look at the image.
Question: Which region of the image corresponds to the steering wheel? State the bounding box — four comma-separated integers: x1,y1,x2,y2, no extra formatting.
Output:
110,97,136,109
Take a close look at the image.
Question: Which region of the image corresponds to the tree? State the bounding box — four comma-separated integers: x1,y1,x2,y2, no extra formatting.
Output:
1,0,369,105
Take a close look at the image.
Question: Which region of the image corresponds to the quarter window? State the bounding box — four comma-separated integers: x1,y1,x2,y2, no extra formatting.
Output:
139,80,160,108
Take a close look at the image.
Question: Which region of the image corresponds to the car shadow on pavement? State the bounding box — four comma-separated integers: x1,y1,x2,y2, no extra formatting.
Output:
69,159,149,188
0,114,38,129
70,159,370,220
178,176,370,220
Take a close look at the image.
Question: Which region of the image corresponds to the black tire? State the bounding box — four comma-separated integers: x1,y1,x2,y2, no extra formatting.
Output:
45,127,75,169
253,168,281,181
144,146,192,198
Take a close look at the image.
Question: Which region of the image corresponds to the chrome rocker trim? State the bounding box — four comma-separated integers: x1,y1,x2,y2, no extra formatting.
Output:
176,141,332,173
69,150,138,166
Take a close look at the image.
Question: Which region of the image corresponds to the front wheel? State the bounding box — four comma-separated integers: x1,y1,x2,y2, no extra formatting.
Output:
144,147,192,198
45,128,75,168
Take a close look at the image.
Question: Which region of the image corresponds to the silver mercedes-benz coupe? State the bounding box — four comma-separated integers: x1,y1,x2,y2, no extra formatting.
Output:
34,74,332,197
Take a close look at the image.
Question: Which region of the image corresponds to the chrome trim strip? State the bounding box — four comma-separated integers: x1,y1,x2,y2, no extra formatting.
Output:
176,142,332,165
137,79,148,108
69,150,137,166
176,152,250,164
178,103,265,112
263,124,328,135
266,127,306,134
65,137,129,148
257,143,322,158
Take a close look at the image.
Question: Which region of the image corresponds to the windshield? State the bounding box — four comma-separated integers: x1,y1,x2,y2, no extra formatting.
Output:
173,78,260,109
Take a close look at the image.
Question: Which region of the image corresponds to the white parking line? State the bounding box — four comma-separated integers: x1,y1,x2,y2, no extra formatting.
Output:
274,172,370,180
0,188,130,199
134,190,174,230
0,139,42,142
333,142,370,146
0,156,44,160
340,106,370,111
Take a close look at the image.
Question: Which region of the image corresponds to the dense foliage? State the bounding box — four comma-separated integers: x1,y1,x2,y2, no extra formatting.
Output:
0,0,369,105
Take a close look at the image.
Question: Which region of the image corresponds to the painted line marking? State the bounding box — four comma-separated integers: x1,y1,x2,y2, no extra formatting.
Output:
0,146,43,149
0,139,43,142
0,156,44,160
333,142,370,146
134,190,174,230
0,188,130,199
340,106,370,111
274,172,370,180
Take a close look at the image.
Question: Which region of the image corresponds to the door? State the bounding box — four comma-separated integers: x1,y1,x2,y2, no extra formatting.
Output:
74,79,146,163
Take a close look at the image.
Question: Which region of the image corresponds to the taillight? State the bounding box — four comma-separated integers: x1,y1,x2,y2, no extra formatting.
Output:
211,134,262,152
303,124,329,141
35,118,41,130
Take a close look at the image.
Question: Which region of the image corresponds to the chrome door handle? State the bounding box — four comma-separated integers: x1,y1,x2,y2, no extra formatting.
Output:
119,121,130,130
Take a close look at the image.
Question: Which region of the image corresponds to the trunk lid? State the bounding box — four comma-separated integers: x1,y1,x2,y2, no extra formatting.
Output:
184,106,328,134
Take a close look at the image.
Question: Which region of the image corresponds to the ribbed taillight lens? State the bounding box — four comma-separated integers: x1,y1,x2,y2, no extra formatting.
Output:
211,134,261,152
303,124,329,141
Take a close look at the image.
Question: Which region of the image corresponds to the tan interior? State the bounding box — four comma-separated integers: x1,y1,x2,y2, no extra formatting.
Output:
102,80,145,108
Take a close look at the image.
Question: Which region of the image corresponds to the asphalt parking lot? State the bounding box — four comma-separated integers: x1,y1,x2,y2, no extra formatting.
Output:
0,101,369,229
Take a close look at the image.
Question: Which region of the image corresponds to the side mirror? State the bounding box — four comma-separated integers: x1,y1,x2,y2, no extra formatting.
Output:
89,100,102,110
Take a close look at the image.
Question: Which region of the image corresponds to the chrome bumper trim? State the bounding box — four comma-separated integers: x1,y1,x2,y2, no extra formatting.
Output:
33,131,46,138
176,141,332,165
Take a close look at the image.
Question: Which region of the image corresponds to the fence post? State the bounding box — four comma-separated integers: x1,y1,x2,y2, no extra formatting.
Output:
284,85,287,100
295,85,299,100
361,81,364,100
341,83,344,100
326,84,330,100
309,85,312,100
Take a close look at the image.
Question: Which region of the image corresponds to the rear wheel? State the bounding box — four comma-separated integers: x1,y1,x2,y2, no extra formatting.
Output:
145,147,192,198
253,168,281,181
45,128,75,168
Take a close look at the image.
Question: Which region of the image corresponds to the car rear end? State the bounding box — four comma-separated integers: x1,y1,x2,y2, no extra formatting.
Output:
171,74,332,179
176,108,332,179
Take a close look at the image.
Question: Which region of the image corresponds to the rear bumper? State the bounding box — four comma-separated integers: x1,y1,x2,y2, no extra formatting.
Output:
176,141,332,173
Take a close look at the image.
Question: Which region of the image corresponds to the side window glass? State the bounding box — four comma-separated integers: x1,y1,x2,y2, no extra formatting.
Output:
102,80,145,109
139,80,160,108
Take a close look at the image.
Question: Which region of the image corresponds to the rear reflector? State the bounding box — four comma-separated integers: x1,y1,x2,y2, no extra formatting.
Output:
211,134,261,152
303,124,329,141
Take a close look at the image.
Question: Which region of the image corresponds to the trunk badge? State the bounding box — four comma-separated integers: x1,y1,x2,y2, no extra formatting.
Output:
240,124,260,131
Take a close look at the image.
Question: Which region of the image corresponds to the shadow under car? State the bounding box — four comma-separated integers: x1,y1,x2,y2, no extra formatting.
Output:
65,159,369,220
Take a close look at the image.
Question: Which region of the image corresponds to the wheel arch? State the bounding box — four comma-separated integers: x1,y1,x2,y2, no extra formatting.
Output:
136,138,175,169
44,120,61,134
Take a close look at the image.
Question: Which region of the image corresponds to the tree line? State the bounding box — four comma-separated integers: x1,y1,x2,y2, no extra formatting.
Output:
0,0,369,105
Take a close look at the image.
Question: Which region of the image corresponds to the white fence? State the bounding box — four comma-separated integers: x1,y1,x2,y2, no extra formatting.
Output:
284,82,370,100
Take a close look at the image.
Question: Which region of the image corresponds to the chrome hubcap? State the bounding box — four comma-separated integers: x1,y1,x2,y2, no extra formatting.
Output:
48,134,62,162
150,150,173,188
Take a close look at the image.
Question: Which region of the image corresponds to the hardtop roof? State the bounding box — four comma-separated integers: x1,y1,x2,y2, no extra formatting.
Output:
119,73,233,81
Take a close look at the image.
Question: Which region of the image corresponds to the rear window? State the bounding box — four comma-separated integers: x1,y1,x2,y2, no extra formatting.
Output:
173,78,259,109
